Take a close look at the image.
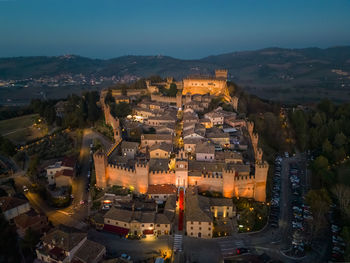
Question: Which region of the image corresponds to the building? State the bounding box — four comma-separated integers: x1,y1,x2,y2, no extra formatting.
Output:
0,196,31,221
14,209,48,237
145,115,176,127
46,157,76,185
140,134,173,149
149,143,172,159
36,225,106,263
147,184,177,203
185,188,213,239
121,141,139,159
204,111,224,126
195,141,215,162
103,207,172,236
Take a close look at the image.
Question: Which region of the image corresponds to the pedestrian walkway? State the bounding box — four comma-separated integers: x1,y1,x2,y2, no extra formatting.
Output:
173,234,183,252
218,239,244,258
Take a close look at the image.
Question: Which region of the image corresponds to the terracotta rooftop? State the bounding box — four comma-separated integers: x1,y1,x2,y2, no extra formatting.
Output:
41,225,87,252
0,196,28,212
62,156,76,168
147,184,177,195
14,209,46,229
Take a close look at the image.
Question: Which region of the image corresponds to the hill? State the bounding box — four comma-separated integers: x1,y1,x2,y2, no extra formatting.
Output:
1,46,350,103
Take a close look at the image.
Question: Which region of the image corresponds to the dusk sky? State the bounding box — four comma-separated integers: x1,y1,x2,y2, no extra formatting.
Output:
1,0,350,59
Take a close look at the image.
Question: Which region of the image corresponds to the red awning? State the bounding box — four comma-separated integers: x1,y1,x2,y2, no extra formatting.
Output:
103,224,129,236
143,229,154,235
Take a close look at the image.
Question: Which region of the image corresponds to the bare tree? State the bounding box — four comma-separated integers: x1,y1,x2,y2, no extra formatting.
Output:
332,184,350,218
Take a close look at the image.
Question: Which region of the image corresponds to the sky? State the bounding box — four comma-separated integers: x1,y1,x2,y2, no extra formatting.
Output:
0,0,350,59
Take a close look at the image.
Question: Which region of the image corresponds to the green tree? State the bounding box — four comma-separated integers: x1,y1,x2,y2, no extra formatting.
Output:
27,155,39,181
0,135,16,156
305,189,331,238
334,132,347,148
322,139,333,159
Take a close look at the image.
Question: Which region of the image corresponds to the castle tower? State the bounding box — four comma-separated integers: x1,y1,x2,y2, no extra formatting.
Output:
176,91,183,108
135,162,149,194
167,77,174,83
254,162,269,202
175,152,188,188
222,169,236,198
93,151,108,188
215,69,228,79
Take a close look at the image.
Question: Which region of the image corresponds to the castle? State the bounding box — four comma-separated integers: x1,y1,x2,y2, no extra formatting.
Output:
94,70,269,202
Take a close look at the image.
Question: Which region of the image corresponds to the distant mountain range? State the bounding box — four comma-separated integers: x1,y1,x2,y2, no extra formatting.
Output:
1,46,350,103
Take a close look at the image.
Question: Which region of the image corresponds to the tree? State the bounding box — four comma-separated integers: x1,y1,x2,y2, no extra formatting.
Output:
305,189,332,238
0,135,16,156
168,83,178,97
27,155,39,181
312,112,323,127
334,132,347,148
332,184,350,218
322,139,333,159
112,102,131,118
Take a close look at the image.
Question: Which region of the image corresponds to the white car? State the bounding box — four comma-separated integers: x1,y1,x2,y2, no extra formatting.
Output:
23,185,29,192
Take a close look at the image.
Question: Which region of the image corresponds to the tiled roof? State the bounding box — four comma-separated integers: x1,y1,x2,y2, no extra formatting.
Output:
149,159,169,172
73,239,105,263
0,196,28,212
142,134,172,141
121,141,139,150
185,188,212,222
209,198,234,207
195,141,215,154
149,142,172,153
14,209,46,229
147,184,177,195
62,156,76,168
155,213,171,224
42,225,87,252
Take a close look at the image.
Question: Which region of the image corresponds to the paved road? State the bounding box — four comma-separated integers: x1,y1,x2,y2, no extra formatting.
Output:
179,154,324,263
18,128,113,228
88,229,172,261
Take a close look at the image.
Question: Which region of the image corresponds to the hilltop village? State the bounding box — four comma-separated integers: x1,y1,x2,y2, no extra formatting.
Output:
93,69,269,239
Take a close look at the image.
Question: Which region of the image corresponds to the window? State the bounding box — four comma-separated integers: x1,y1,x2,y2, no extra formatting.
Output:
124,224,127,227
107,220,110,223
157,224,160,227
142,224,144,227
191,221,193,225
165,224,168,227
191,227,193,230
198,222,201,225
150,224,153,227
199,227,201,230
191,232,193,236
208,222,211,226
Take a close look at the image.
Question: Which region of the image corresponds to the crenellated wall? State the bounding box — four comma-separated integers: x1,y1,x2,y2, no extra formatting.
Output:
149,171,176,185
100,92,122,143
151,94,178,104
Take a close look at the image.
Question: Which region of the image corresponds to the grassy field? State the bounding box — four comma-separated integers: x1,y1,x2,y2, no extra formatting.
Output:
0,114,48,144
